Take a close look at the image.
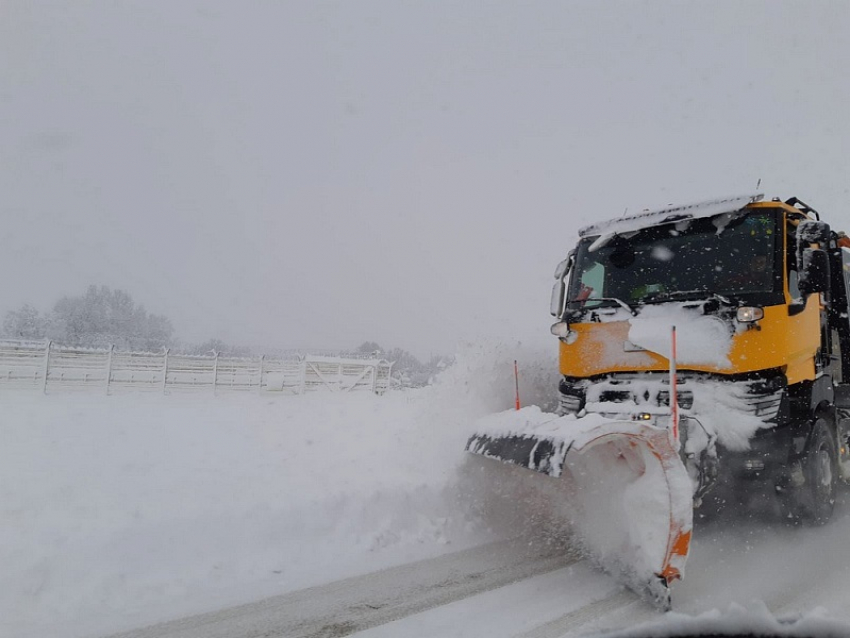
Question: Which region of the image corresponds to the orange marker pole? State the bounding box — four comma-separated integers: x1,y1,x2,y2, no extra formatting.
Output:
670,326,679,444
514,359,521,411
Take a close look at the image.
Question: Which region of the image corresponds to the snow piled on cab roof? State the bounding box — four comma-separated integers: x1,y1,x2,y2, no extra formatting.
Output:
578,193,763,239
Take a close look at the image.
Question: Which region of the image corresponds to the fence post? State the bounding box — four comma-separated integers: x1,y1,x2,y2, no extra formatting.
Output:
212,350,219,396
42,340,51,394
370,363,378,394
299,356,307,394
258,355,265,393
105,344,114,395
384,361,395,394
162,348,169,394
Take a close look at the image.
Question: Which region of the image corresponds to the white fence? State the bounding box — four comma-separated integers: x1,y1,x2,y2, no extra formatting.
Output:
0,340,393,395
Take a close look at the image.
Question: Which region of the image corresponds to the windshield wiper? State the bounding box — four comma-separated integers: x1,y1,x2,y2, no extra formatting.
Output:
568,296,635,313
640,290,732,305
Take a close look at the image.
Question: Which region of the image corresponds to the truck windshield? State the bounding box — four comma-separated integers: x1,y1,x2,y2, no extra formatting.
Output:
567,211,780,309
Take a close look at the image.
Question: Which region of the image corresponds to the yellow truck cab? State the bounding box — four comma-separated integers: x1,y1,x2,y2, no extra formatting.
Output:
549,194,850,522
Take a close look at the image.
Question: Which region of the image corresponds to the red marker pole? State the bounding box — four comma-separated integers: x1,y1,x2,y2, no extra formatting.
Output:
670,326,679,443
514,359,521,411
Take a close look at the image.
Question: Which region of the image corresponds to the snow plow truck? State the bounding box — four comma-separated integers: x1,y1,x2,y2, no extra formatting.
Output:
466,194,850,608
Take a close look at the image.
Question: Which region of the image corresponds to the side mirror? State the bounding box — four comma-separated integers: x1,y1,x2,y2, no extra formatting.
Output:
550,282,565,317
550,255,573,317
799,248,830,295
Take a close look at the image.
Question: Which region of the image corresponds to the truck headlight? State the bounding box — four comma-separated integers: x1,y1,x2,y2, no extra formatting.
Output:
736,307,764,323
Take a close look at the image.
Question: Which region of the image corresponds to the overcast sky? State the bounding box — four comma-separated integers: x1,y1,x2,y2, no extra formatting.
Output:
2,1,848,358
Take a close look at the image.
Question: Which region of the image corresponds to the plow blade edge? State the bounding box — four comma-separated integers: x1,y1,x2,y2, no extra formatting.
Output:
465,409,693,607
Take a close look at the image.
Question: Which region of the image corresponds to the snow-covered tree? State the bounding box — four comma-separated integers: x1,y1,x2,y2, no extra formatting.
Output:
48,285,174,350
356,341,383,356
2,304,46,340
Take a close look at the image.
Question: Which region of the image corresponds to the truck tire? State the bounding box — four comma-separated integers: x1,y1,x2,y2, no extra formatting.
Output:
777,417,837,525
802,417,838,524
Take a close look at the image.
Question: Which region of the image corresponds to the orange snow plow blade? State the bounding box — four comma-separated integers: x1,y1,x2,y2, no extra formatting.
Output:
465,408,693,608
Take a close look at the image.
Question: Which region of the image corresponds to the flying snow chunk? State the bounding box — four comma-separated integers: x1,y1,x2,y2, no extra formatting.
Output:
651,246,674,262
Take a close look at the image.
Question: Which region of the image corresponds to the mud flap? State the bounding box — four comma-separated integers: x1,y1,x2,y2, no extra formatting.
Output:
466,409,693,609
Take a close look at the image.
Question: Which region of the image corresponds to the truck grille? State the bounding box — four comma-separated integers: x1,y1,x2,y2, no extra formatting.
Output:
739,388,783,420
558,392,583,415
581,372,784,422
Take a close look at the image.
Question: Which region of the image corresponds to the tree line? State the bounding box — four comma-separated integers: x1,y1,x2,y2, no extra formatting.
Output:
3,286,174,352
2,286,448,385
2,285,251,355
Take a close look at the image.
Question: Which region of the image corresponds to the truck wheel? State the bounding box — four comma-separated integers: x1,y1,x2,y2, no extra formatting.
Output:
800,417,837,525
777,417,837,525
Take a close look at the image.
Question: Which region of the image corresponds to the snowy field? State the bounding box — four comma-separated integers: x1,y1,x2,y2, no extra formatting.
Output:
1,343,557,638
6,343,850,638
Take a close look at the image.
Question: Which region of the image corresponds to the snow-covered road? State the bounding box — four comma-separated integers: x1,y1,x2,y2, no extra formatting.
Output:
105,498,850,638
351,499,850,638
5,344,850,638
107,538,583,638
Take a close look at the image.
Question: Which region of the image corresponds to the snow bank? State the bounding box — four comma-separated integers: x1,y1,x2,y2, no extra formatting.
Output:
0,340,559,638
1,391,469,637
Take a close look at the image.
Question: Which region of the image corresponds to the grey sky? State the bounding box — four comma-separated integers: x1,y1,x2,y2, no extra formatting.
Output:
2,1,848,358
